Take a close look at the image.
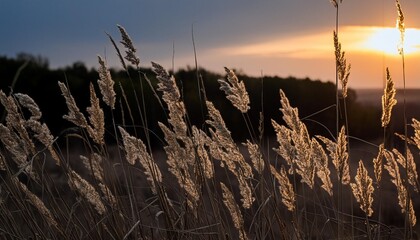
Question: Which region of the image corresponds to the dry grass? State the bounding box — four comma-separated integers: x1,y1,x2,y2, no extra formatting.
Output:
1,1,420,239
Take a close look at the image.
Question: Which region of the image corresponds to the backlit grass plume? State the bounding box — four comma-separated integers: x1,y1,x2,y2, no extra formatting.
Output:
153,62,201,211
117,24,140,66
384,149,417,226
86,83,105,145
13,178,59,229
243,139,264,174
0,153,5,171
192,126,214,179
312,138,333,196
318,126,350,185
80,153,117,207
0,91,35,154
97,55,116,109
334,126,350,185
373,144,385,185
381,68,397,128
58,82,89,128
220,182,247,240
393,148,419,193
0,124,31,175
396,0,405,54
218,67,250,113
14,93,59,164
350,160,374,217
205,101,254,208
270,165,295,211
333,31,351,98
271,121,295,173
412,118,420,150
272,89,316,188
119,126,162,194
68,170,106,215
152,61,188,136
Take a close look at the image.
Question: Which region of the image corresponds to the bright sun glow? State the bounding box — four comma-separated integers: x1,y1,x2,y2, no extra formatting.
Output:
214,26,420,60
361,27,420,55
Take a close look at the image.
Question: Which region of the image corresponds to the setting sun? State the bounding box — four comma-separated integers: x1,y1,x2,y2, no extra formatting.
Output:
361,27,420,55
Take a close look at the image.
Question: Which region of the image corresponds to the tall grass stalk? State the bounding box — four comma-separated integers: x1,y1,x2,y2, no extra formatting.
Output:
395,0,413,237
331,1,344,237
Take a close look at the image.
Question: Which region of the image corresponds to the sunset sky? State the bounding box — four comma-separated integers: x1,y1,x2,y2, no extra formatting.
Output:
1,0,420,88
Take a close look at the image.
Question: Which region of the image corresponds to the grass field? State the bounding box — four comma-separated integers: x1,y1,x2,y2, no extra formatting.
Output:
1,1,420,239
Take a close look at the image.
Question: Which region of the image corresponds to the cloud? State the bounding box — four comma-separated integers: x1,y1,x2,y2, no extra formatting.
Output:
212,29,333,59
211,25,420,61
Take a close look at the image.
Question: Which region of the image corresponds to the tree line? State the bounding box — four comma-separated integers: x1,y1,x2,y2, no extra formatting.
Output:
0,54,381,147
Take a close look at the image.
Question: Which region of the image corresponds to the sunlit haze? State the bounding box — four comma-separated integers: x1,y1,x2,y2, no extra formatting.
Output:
360,27,420,55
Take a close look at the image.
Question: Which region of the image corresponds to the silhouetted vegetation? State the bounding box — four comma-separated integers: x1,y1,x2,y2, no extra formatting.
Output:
0,54,381,145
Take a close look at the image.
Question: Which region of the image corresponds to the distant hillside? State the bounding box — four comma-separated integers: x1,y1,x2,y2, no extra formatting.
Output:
0,54,381,144
355,88,420,140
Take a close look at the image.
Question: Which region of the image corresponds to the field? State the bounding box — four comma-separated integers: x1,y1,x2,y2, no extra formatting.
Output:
1,1,420,240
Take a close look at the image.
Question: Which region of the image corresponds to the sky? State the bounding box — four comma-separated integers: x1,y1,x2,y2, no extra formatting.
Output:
1,0,420,89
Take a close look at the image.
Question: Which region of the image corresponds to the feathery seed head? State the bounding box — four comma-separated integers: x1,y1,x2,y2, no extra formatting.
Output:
0,154,5,171
384,149,400,186
153,62,181,103
350,160,374,217
153,62,189,138
243,140,264,174
333,31,351,98
0,124,29,167
218,67,250,113
58,82,89,128
237,173,255,209
392,148,419,193
14,93,42,121
192,126,214,179
69,170,106,215
312,138,333,196
0,91,35,153
382,149,416,224
117,25,140,66
80,153,104,182
318,127,350,185
385,148,417,226
271,120,296,173
270,165,296,211
14,93,56,157
206,101,252,179
336,126,350,184
381,68,397,127
97,55,116,109
14,178,59,229
86,83,105,145
396,0,405,54
119,127,163,194
373,144,384,185
159,123,199,210
412,118,420,150
220,182,247,240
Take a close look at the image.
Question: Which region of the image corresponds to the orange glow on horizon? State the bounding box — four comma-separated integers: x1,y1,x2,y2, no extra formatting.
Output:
214,26,420,59
205,25,420,88
357,27,420,56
